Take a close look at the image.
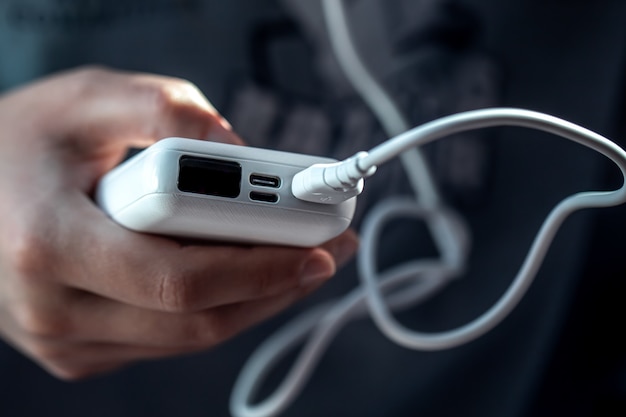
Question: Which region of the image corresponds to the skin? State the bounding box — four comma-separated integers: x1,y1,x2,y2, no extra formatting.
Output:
0,66,358,380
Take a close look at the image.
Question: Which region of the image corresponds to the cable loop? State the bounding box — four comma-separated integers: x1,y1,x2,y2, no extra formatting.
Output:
229,0,626,416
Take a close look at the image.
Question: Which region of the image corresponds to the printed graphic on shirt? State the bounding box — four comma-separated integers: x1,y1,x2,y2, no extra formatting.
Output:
225,0,501,210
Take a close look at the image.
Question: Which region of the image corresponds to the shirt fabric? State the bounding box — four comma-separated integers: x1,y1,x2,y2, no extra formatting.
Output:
1,1,625,416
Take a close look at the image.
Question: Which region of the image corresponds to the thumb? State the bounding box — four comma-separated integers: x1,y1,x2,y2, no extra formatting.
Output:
6,66,243,181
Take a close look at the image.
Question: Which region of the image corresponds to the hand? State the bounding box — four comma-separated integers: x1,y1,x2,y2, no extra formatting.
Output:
0,67,358,380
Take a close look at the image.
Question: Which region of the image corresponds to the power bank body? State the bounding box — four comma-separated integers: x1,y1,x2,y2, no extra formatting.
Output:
96,138,356,247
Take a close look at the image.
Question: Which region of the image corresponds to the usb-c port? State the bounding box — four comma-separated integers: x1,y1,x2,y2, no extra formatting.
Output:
250,191,279,203
250,174,281,188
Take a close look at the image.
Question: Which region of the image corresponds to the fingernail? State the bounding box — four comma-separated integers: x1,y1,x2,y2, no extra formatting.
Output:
300,257,334,286
219,117,233,131
205,123,243,145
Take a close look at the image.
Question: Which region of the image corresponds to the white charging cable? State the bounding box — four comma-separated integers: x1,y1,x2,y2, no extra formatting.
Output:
229,1,626,417
231,108,626,417
315,0,470,333
231,1,467,415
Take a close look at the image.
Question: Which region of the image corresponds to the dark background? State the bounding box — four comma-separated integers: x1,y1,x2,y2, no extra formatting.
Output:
0,0,625,416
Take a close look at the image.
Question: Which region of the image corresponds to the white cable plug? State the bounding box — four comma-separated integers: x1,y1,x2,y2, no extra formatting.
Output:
291,152,374,204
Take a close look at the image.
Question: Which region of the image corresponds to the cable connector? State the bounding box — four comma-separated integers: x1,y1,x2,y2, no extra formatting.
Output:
291,152,376,204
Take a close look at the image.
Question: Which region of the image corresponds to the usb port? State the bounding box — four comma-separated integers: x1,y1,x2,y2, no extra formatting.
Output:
249,191,279,203
250,174,281,188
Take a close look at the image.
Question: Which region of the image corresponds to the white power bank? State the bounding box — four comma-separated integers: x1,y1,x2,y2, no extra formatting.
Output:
96,138,357,247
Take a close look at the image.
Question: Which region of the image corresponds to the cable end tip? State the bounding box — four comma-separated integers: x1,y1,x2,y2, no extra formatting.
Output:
291,163,363,204
292,152,375,204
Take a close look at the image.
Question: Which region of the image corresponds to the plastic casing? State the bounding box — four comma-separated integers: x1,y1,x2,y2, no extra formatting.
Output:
96,138,357,247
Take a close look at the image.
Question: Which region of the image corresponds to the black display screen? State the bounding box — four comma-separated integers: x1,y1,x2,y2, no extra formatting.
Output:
178,156,241,198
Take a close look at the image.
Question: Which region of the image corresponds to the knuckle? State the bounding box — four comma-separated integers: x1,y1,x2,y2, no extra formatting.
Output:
171,311,236,348
61,65,113,99
29,342,69,363
151,83,178,113
53,370,86,381
7,229,53,281
151,79,199,113
13,305,73,339
157,269,198,313
185,313,233,347
27,345,115,381
146,79,215,135
47,364,97,382
129,75,217,139
204,312,239,344
36,352,120,381
203,323,231,346
26,345,89,381
178,321,212,347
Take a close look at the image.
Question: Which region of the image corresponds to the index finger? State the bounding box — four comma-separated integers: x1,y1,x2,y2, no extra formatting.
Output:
1,67,243,187
54,194,354,313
